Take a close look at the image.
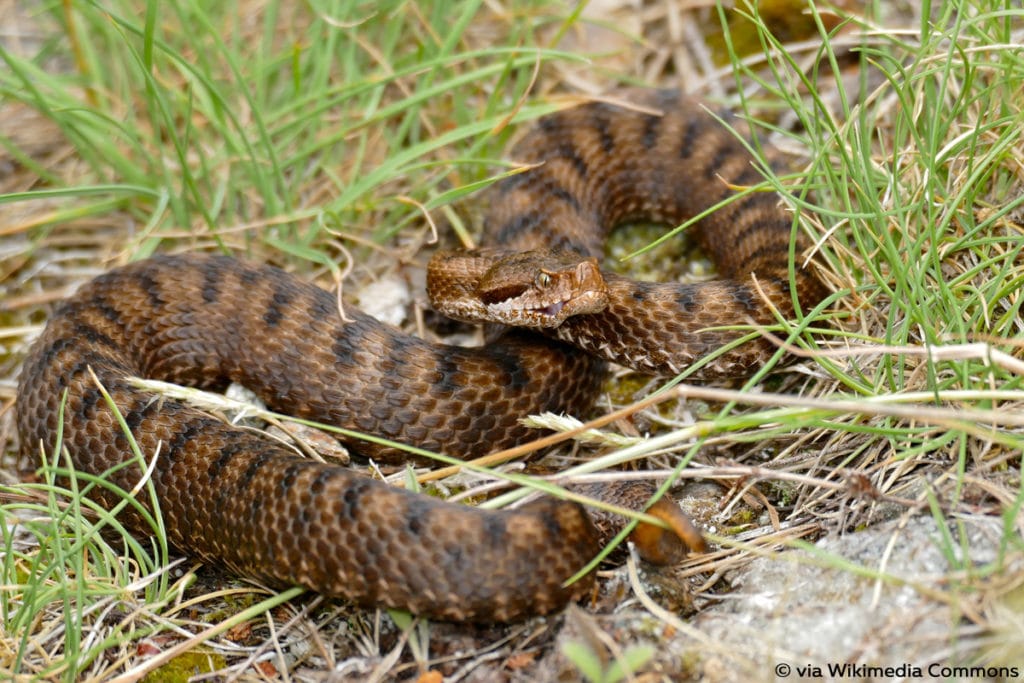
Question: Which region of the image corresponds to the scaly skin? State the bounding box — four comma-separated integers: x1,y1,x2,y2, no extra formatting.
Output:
16,90,821,621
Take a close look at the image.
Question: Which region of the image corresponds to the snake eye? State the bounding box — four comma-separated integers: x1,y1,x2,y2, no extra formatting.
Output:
536,272,552,288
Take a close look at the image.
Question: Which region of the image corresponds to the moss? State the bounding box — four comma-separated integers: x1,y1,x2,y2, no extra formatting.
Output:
141,651,227,683
604,223,712,284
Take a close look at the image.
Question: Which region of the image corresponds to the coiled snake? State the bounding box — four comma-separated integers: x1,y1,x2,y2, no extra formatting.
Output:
16,90,823,622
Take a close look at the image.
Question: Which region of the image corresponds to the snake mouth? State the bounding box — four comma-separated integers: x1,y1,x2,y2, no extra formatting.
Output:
529,290,609,326
539,301,565,318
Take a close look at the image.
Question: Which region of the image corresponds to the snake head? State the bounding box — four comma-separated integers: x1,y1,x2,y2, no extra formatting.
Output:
476,251,610,328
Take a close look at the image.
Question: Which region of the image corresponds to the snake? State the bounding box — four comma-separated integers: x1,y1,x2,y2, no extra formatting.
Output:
15,89,823,622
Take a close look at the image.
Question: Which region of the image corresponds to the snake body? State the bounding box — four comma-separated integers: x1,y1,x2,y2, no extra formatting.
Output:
16,90,821,622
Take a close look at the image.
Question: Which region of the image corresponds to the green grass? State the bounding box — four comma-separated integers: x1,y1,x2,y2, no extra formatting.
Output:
2,0,1024,679
3,1,589,258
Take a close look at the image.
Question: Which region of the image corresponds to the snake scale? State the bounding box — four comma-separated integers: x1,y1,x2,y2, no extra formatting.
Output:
16,90,823,622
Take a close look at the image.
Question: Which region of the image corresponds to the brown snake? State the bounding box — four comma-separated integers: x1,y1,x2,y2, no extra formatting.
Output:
16,90,823,622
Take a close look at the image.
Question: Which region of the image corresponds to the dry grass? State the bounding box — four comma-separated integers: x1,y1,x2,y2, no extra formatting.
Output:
2,0,1023,681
